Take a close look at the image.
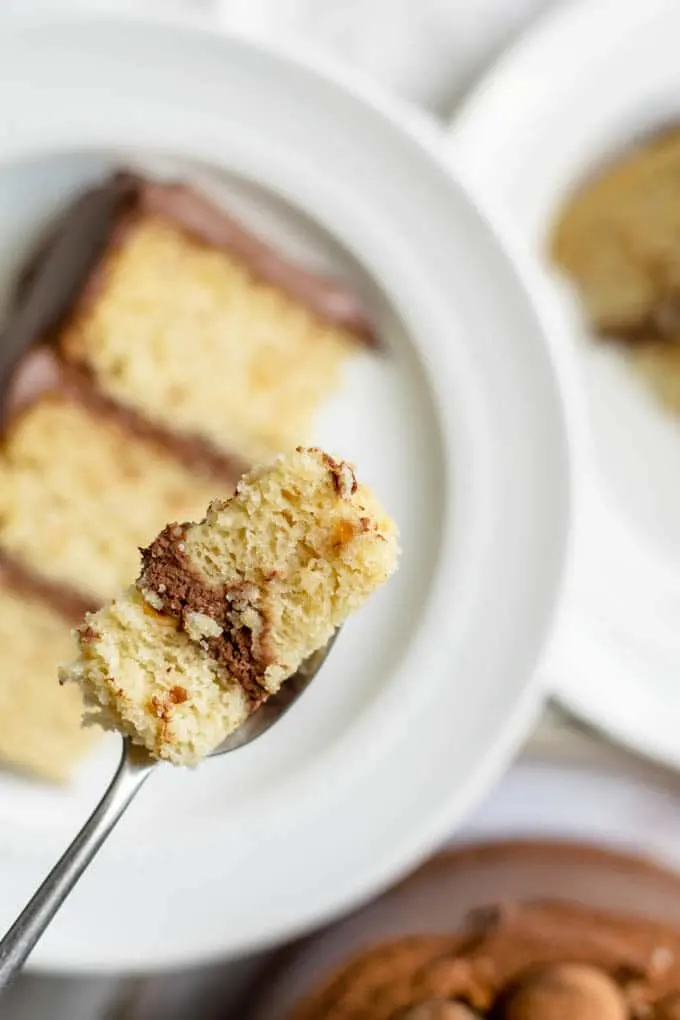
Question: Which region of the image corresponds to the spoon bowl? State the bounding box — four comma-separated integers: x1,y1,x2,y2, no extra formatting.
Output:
213,630,339,757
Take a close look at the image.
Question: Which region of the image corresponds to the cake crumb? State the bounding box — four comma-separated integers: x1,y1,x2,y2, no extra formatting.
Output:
60,448,399,765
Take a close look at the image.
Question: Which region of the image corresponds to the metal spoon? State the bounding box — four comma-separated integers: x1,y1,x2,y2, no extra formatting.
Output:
0,633,338,989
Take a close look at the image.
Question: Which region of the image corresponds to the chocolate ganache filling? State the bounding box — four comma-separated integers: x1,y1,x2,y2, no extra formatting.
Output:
139,524,273,708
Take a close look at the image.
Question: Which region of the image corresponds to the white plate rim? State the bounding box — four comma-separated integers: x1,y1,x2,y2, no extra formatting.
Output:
0,7,576,971
449,0,670,165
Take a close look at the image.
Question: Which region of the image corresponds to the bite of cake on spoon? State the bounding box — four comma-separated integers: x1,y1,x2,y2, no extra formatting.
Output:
60,446,399,765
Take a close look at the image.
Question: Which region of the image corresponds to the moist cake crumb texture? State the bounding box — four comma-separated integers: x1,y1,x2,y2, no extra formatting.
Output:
0,171,378,780
61,448,399,765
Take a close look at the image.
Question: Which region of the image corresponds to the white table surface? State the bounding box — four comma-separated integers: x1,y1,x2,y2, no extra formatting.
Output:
4,1,670,1017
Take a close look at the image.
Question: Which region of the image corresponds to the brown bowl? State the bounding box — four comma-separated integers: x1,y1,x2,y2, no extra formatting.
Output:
245,840,680,1018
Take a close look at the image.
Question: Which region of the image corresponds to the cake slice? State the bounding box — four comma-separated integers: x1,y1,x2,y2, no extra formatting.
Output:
14,172,377,465
61,448,399,765
0,564,95,781
550,127,680,414
550,127,680,336
0,347,232,603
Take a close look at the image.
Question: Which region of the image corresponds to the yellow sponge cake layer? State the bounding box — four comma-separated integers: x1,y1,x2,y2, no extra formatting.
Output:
0,581,95,781
177,447,399,689
56,177,376,464
62,448,399,765
61,215,357,462
68,586,250,767
0,358,227,602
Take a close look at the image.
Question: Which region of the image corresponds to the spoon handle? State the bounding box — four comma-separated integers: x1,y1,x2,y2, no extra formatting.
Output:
0,741,153,990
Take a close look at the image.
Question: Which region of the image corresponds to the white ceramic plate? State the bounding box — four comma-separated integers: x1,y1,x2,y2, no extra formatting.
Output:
451,0,680,770
0,9,572,972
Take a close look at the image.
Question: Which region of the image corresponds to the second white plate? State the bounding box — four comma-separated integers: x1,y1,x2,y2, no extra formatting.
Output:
451,0,680,770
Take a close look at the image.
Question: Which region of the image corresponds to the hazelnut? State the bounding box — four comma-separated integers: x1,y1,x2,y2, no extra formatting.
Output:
499,963,627,1020
334,461,357,500
318,450,357,499
656,993,680,1020
401,1001,477,1020
184,611,222,641
141,588,165,612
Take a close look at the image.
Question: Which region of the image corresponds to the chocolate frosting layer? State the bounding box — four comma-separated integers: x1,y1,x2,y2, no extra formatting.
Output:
139,523,271,707
0,551,97,625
